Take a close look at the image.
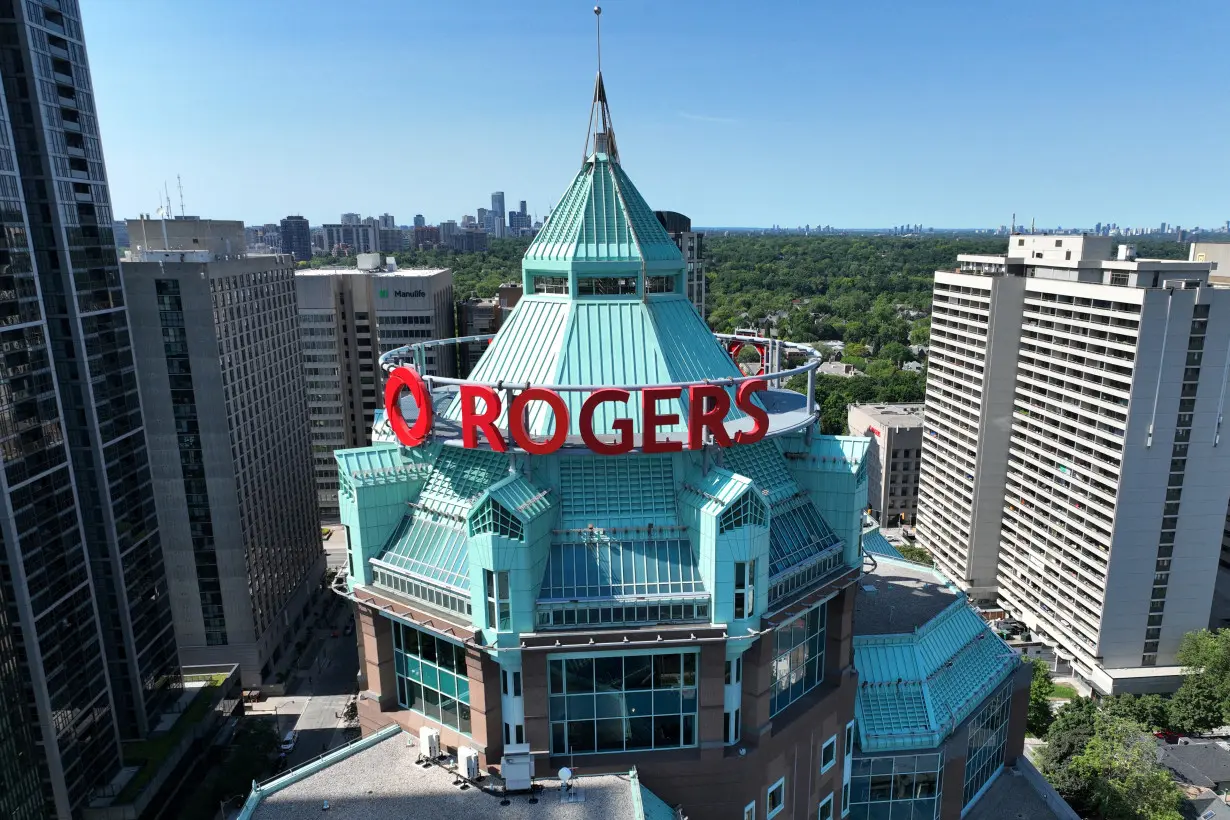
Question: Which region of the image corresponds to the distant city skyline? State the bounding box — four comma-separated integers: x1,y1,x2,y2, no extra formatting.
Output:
85,0,1229,228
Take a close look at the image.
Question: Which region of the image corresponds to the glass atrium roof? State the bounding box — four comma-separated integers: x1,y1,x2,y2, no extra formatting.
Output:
376,511,470,593
768,497,843,577
539,537,706,601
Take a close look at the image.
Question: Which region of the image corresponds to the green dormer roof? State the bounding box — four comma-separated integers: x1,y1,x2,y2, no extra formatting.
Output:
525,151,684,268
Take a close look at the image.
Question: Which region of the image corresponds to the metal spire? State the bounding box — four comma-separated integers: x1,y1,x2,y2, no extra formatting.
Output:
583,5,619,163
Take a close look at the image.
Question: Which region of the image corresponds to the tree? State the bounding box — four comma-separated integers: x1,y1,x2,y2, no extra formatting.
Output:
1066,714,1183,820
1025,658,1056,736
215,719,279,799
878,342,911,366
865,360,896,379
1040,697,1100,801
1168,672,1223,734
1103,693,1170,733
909,318,930,347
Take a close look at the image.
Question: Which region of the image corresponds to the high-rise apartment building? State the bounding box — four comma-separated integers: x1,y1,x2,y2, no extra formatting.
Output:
457,296,501,375
413,214,425,228
322,222,376,255
918,235,1230,694
281,214,311,262
439,219,458,246
124,219,324,685
341,212,361,225
848,403,925,526
654,210,706,316
379,213,395,229
295,262,454,518
0,4,183,817
490,190,505,218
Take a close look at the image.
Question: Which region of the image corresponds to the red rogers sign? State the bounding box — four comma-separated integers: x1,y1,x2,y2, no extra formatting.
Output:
383,367,770,455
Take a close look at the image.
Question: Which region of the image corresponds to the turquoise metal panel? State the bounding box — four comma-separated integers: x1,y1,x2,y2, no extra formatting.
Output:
723,440,799,504
768,496,843,577
861,529,906,561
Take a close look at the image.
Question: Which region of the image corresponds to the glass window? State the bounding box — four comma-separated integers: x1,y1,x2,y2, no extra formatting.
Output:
962,683,1012,807
548,651,699,755
485,569,511,631
847,752,943,819
392,619,472,736
770,600,826,716
767,777,786,819
743,803,756,820
819,794,833,820
735,561,755,619
822,735,837,772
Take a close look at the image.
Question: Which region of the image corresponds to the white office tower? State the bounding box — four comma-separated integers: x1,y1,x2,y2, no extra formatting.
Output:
917,234,1229,694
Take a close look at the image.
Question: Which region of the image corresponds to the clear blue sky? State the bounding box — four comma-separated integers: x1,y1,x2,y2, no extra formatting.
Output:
84,0,1230,229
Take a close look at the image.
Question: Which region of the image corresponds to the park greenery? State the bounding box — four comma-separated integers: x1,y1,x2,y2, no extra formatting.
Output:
305,234,1192,432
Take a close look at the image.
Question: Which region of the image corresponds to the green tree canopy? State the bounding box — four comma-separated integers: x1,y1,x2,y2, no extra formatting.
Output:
1167,672,1224,734
1065,714,1183,820
1102,693,1170,733
1025,658,1056,737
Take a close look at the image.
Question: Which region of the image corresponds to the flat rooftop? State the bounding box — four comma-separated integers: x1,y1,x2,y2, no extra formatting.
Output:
850,403,925,428
963,765,1064,820
250,729,643,820
854,557,958,636
295,267,451,278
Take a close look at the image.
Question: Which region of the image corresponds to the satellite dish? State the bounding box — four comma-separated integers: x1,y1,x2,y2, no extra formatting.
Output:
559,767,573,787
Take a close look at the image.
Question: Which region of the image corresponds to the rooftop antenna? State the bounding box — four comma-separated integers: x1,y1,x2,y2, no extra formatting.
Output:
1011,212,1016,234
177,174,185,217
164,181,172,220
582,6,618,163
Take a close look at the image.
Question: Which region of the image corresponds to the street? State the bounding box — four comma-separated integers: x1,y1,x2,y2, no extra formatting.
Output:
246,597,360,767
322,522,348,572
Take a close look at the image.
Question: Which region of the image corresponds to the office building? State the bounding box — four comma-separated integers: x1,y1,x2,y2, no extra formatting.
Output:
917,235,1230,694
281,214,312,262
380,213,395,229
295,262,454,518
490,191,505,219
412,224,440,249
341,212,361,225
483,209,506,238
655,210,707,316
124,219,324,686
413,214,425,228
439,219,458,246
476,207,488,227
0,4,184,817
322,221,376,255
451,228,488,253
848,403,925,526
113,218,130,247
337,79,872,817
378,227,405,254
457,296,501,375
498,281,523,318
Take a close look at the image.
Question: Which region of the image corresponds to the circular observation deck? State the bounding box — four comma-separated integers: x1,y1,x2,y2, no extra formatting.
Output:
378,332,825,453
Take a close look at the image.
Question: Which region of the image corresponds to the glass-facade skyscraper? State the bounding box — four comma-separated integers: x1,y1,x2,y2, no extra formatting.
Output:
0,2,180,817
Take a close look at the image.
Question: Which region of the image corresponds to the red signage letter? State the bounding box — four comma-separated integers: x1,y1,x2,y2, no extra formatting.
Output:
510,388,569,455
460,384,506,452
580,389,634,455
642,387,684,454
384,367,433,447
733,379,770,444
687,384,732,449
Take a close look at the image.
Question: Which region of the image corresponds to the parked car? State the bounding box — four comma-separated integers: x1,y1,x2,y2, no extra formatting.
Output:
280,730,299,753
1154,731,1182,744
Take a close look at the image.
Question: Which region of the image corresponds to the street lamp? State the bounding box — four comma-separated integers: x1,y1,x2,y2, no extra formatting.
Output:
219,793,246,820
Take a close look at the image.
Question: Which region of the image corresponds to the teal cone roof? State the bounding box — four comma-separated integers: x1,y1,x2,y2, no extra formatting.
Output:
525,151,683,266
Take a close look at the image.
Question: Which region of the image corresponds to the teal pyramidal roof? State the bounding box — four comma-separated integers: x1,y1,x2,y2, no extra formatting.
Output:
448,143,750,437
523,150,684,266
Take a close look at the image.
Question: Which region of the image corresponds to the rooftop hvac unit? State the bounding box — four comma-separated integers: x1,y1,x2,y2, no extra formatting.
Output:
501,753,533,792
419,726,441,759
457,746,480,781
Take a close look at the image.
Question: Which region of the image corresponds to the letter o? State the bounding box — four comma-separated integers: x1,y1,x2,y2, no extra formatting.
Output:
510,388,569,455
384,367,433,447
